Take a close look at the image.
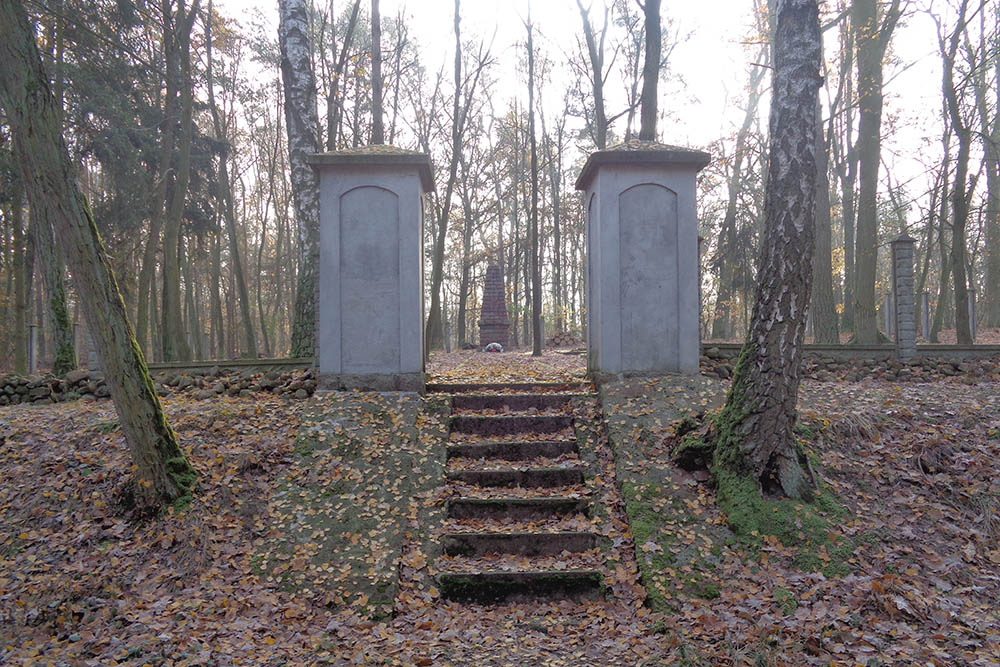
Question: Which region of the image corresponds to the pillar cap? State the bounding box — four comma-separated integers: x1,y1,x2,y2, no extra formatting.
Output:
307,145,435,192
575,139,711,191
891,232,916,245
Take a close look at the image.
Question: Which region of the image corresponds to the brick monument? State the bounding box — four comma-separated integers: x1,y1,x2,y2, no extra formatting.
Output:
478,264,510,349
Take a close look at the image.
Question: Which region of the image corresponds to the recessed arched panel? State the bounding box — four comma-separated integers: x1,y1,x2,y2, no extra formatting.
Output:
618,183,679,371
340,186,400,372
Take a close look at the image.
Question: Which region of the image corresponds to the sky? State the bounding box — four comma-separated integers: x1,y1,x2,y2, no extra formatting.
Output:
218,0,949,225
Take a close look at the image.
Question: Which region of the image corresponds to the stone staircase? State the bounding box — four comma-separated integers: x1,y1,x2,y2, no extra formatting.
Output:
426,381,606,603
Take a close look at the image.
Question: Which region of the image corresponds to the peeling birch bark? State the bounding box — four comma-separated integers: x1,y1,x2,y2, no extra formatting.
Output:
279,0,322,358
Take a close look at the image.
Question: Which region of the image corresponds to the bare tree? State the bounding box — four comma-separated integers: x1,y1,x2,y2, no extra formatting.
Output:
206,0,257,358
370,0,384,143
851,0,903,343
527,14,542,355
574,0,610,148
638,0,661,140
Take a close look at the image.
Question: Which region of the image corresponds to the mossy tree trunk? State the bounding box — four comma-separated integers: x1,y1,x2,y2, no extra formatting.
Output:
30,213,76,374
0,0,196,509
711,0,822,501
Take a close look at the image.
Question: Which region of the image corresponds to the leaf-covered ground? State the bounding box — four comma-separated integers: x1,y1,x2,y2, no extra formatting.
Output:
1,350,998,664
602,371,1000,665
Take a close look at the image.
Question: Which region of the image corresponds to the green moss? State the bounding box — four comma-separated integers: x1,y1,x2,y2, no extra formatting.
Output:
48,284,76,376
94,418,120,434
687,577,720,600
673,430,714,470
166,456,197,510
774,588,797,616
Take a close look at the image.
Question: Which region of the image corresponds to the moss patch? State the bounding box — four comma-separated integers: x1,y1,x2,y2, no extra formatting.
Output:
257,392,443,618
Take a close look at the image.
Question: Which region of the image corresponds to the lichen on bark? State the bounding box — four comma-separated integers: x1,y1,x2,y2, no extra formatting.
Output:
682,0,823,509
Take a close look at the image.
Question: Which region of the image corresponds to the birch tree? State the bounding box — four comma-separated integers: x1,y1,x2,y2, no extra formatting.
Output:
687,0,822,503
279,0,322,358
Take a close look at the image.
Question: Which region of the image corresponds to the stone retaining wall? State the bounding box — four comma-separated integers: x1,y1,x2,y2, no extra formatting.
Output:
0,366,318,407
701,346,1000,382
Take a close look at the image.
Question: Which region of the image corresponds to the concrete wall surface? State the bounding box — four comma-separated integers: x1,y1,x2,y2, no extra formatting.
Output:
313,160,427,391
583,163,701,375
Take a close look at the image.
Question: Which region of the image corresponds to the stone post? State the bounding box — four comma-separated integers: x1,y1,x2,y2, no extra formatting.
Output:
27,324,37,375
308,147,433,392
920,291,930,340
890,234,916,359
883,293,893,338
968,289,977,342
87,331,101,371
697,235,704,339
575,140,710,375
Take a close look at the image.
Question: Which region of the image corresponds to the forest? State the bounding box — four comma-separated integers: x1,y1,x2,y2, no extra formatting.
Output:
3,1,1000,663
0,0,996,374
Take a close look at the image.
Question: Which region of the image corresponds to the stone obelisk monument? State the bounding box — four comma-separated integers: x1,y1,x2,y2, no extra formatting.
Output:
478,264,510,349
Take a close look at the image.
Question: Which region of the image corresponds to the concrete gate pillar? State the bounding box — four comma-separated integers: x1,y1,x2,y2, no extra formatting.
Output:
576,141,710,376
308,147,434,392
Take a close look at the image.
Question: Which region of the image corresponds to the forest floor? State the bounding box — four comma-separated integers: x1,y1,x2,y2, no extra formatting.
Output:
1,350,998,665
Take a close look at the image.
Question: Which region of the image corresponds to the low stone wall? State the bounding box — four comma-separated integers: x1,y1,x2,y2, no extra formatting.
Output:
0,364,318,407
701,345,1000,382
702,342,1000,361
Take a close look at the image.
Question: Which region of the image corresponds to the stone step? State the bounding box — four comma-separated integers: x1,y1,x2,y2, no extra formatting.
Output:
446,467,586,488
447,496,591,520
426,382,591,394
451,393,590,412
450,414,574,436
441,531,602,557
438,570,603,603
446,440,578,461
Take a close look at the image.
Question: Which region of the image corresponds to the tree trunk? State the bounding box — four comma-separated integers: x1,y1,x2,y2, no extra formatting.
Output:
326,0,362,150
280,0,322,358
161,0,198,362
709,0,821,501
424,0,463,354
575,0,608,148
638,0,661,141
713,61,766,340
12,182,28,375
456,156,474,347
972,4,999,328
210,224,225,358
812,101,840,343
851,0,901,343
527,17,542,356
370,0,384,144
137,0,181,359
540,105,565,333
29,209,76,374
206,0,257,358
939,0,973,344
0,0,196,509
